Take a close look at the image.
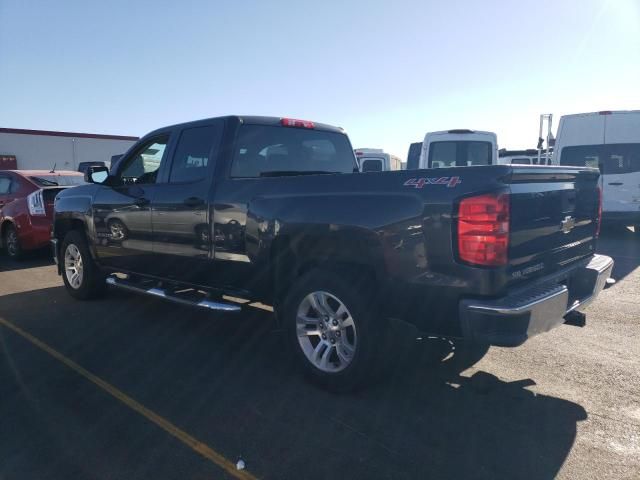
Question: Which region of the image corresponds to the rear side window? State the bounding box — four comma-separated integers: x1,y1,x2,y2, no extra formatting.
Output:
560,143,640,174
428,141,491,168
361,158,383,172
169,124,221,183
230,125,355,178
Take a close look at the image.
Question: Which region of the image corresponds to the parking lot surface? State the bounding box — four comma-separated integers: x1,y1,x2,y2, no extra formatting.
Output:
1,227,639,480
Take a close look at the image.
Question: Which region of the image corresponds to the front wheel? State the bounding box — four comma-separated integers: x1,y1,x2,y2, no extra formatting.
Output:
282,268,383,392
61,230,105,300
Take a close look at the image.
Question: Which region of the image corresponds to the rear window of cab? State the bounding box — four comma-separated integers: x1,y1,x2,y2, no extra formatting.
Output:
230,125,356,178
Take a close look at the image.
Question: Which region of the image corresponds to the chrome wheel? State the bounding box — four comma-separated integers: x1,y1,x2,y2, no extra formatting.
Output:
64,244,84,289
6,229,18,257
296,291,357,373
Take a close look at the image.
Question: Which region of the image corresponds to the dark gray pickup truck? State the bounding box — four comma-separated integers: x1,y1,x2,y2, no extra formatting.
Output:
52,115,613,390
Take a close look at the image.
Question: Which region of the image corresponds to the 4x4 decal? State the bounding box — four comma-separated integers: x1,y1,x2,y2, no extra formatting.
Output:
403,176,462,189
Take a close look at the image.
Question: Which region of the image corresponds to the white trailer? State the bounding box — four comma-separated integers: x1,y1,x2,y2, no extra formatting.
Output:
0,128,138,171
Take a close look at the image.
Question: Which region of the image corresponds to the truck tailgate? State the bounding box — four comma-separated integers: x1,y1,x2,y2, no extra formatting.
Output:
507,166,600,285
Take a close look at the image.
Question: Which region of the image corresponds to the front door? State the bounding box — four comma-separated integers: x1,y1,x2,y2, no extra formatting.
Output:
151,122,223,284
93,135,171,273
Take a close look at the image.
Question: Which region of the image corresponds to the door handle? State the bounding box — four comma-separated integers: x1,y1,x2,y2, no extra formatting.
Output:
608,182,623,186
134,197,150,206
184,197,204,207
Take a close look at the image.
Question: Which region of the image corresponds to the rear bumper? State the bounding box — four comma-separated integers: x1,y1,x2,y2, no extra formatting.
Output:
459,254,614,347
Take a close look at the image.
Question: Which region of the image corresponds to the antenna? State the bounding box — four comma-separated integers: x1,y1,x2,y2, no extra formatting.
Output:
50,163,57,173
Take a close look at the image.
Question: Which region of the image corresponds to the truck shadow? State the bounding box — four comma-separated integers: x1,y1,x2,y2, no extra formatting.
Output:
596,226,639,283
0,248,53,272
0,286,588,480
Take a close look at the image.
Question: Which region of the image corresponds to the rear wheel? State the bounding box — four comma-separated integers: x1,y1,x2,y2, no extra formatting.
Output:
3,224,22,260
282,268,383,392
61,230,105,300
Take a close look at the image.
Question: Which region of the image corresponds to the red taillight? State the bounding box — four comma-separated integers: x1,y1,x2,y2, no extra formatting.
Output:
457,193,510,266
281,118,315,129
596,186,603,237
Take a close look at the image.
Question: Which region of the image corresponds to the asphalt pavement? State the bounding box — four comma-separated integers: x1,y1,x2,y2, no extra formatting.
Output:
1,227,639,480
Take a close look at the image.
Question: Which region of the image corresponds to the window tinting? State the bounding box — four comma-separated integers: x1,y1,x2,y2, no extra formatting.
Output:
560,144,640,174
120,136,169,184
0,176,10,194
361,158,383,172
428,141,492,168
231,125,355,178
169,125,220,183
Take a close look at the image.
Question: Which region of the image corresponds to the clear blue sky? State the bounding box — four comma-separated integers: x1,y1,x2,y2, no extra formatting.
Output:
1,0,639,157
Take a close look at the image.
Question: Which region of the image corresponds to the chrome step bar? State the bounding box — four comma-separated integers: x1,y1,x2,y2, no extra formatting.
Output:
106,276,241,312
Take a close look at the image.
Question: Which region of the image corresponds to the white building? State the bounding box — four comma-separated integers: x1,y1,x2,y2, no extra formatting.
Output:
0,127,138,171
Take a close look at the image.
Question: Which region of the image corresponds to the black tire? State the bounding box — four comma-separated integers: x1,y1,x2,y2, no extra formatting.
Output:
3,224,22,260
61,230,106,300
282,268,384,392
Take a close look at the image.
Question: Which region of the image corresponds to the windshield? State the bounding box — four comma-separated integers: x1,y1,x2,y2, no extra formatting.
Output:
29,175,86,186
231,125,356,177
428,141,492,168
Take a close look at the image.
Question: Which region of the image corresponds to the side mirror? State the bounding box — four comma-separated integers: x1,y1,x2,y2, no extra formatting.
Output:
86,166,109,184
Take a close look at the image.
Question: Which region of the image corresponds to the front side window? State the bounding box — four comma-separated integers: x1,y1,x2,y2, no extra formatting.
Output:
230,125,355,178
428,141,492,168
119,136,169,184
169,125,221,183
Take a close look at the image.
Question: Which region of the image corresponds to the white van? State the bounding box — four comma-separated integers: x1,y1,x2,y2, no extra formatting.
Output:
418,130,498,169
498,149,552,165
553,110,640,231
354,148,402,172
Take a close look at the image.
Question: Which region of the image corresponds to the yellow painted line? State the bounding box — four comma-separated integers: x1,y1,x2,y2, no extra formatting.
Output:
0,317,258,480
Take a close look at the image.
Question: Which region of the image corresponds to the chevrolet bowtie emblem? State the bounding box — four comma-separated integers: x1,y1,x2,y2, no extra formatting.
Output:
561,215,576,234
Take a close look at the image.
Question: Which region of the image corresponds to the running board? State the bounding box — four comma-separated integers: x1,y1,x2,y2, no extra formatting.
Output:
105,277,241,312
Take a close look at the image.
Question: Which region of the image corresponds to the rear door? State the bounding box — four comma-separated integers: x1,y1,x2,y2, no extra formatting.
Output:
603,113,640,214
150,121,223,284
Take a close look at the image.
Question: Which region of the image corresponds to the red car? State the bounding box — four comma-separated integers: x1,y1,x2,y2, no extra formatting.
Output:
0,170,85,259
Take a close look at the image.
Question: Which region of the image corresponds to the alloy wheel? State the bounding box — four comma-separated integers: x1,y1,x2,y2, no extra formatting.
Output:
296,291,358,372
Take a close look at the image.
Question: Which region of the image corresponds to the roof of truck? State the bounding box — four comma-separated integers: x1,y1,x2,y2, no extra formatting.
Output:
146,115,345,138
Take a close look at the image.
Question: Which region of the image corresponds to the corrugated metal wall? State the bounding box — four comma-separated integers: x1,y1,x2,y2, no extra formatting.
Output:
0,133,136,171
